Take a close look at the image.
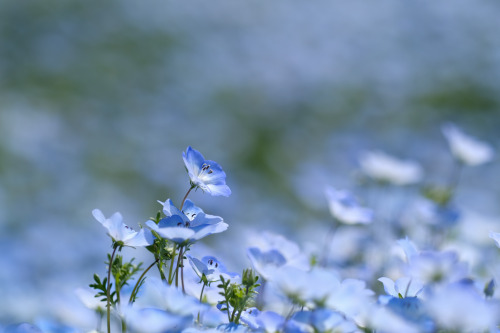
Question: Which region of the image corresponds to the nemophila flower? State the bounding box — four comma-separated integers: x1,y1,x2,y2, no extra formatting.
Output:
325,278,375,318
397,237,419,263
146,199,228,245
360,304,422,333
254,311,286,333
290,309,358,333
406,250,468,285
133,277,208,316
92,209,153,247
359,150,423,185
188,255,238,282
442,123,494,166
325,186,373,225
246,232,309,280
183,146,231,197
271,266,341,306
425,283,497,332
124,307,192,333
378,277,424,305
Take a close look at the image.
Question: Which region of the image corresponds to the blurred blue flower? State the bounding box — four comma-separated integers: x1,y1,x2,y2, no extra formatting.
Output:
442,123,494,166
325,186,373,225
146,199,228,245
92,209,154,247
183,146,231,197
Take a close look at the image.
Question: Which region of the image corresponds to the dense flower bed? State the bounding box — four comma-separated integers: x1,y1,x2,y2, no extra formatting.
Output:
6,124,499,333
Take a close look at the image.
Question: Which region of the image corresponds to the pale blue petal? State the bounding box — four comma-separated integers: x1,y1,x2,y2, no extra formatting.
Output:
206,184,231,197
92,209,106,224
183,146,205,175
155,227,195,244
192,222,228,241
125,228,154,247
378,277,398,297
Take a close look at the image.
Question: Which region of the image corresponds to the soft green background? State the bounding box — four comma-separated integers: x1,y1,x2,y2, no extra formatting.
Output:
0,0,499,323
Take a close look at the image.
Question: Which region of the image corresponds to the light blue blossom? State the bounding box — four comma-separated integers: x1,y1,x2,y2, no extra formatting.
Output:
325,186,373,225
183,146,231,197
290,309,357,333
246,232,309,280
378,277,424,302
146,199,228,245
188,255,238,282
359,150,423,185
425,283,497,332
405,250,468,285
125,307,192,333
92,209,153,247
442,123,494,166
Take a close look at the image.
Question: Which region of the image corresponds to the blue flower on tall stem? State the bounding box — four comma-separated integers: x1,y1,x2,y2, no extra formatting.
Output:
147,199,228,246
146,199,228,291
183,146,231,197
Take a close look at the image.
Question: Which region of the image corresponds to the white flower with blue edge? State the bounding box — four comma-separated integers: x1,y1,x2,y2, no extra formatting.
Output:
183,146,231,197
359,150,423,185
442,123,494,166
325,186,373,225
92,209,153,247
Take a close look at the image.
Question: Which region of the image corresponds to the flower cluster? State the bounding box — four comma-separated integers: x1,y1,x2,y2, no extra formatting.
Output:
11,123,499,333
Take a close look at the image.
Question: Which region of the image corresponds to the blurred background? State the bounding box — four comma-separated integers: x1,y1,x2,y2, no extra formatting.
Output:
1,0,500,326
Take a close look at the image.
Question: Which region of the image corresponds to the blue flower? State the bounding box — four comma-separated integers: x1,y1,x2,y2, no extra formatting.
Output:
325,186,373,225
183,146,231,197
188,255,238,282
146,199,228,245
92,209,154,247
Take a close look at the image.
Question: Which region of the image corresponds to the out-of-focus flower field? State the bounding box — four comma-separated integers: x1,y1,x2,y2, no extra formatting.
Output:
1,1,500,332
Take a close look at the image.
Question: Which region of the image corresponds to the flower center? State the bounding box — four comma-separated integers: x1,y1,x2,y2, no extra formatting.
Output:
199,163,214,177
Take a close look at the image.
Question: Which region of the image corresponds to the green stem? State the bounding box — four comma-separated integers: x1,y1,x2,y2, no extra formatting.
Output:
175,246,184,287
129,259,159,304
168,244,178,284
180,185,195,211
199,282,206,302
107,246,118,333
197,282,207,323
121,317,126,333
230,306,237,323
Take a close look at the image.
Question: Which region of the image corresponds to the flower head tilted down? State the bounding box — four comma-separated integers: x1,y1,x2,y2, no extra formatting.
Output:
146,199,228,246
183,146,231,197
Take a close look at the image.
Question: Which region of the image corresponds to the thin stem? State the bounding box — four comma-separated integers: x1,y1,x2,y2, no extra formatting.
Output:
121,318,126,333
155,253,167,282
449,161,464,195
230,306,237,323
199,282,206,302
175,246,184,287
181,254,186,293
168,244,178,284
197,282,207,323
128,259,159,304
180,185,195,211
320,222,337,267
107,246,118,333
